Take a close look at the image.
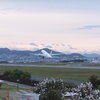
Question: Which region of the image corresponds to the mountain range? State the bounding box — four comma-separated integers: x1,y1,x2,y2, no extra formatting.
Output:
83,53,100,58
0,48,99,57
0,48,99,63
0,48,85,57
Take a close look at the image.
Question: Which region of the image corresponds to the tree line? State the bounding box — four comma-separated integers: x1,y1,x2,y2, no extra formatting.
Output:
0,69,39,86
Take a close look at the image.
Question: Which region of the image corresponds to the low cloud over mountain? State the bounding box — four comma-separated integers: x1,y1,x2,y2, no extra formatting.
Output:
79,25,100,30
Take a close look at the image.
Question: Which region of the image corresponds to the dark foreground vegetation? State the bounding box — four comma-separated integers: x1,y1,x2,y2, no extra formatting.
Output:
0,69,100,89
89,75,100,89
0,69,100,100
33,78,100,100
0,69,39,86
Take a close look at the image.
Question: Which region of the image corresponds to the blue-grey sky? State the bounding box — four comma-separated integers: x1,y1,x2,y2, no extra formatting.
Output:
0,0,100,53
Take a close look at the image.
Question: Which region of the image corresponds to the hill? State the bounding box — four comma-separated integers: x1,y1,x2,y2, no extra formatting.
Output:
0,48,86,63
83,53,100,58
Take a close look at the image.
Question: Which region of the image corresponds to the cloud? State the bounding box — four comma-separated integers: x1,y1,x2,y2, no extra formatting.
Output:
61,43,65,46
40,44,53,48
40,44,45,46
0,7,23,15
1,7,23,11
67,45,77,50
79,25,100,30
29,43,38,46
45,45,53,48
91,50,100,54
50,43,59,46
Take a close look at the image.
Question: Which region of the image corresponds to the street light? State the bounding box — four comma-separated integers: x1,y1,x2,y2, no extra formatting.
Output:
17,79,19,91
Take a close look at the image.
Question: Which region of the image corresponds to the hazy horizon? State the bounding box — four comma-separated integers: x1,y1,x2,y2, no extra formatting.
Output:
0,0,100,53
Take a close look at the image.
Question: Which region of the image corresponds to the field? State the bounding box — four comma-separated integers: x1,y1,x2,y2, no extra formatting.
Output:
0,64,100,81
0,83,29,98
0,63,100,100
0,84,67,100
17,62,100,66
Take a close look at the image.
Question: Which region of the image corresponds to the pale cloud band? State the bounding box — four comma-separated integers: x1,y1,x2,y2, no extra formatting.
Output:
79,25,100,30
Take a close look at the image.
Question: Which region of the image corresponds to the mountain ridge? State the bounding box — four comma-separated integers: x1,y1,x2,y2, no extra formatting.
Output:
0,48,99,57
0,47,85,57
0,48,87,62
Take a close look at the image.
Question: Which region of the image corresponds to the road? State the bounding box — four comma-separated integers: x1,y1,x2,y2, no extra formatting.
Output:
2,80,33,89
0,63,100,69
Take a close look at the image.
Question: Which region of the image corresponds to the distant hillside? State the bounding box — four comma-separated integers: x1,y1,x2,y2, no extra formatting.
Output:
0,48,86,58
83,53,100,58
0,48,33,56
32,48,85,58
0,48,86,62
68,53,85,58
32,48,62,54
0,48,86,57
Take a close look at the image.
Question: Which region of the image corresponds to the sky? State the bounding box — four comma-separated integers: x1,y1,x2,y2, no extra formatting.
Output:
0,0,100,53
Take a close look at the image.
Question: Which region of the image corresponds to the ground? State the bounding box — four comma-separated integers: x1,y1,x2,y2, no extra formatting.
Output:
0,83,29,99
0,63,100,99
0,63,100,81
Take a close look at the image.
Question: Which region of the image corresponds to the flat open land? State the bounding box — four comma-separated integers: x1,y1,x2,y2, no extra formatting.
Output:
0,63,100,81
0,63,100,99
0,83,29,98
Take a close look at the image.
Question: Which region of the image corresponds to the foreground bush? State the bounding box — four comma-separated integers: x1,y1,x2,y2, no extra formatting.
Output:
0,69,39,86
1,69,31,81
33,78,69,100
89,75,100,89
33,78,100,100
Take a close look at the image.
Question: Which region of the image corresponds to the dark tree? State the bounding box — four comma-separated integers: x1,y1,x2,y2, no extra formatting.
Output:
89,75,100,89
1,69,31,82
